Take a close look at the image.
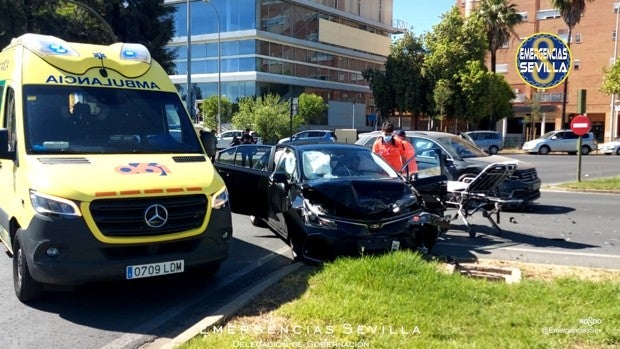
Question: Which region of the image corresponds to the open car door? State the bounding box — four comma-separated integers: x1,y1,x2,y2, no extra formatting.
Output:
403,148,448,216
213,145,273,217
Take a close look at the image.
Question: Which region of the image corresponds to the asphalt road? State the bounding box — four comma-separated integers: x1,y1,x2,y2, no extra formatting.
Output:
0,154,618,348
506,153,620,185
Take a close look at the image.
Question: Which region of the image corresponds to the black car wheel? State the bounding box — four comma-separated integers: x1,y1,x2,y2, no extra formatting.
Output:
580,145,590,155
13,234,44,302
616,148,620,155
488,145,499,155
538,145,550,155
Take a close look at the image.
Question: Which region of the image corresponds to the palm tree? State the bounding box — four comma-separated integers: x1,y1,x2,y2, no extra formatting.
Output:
476,0,523,73
551,0,595,128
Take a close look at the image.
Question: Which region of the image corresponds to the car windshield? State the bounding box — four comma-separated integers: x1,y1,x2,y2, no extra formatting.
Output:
300,147,398,180
540,131,556,139
434,135,488,158
24,85,202,154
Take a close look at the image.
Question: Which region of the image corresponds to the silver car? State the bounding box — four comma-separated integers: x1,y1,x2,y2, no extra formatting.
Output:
522,130,597,155
461,131,504,154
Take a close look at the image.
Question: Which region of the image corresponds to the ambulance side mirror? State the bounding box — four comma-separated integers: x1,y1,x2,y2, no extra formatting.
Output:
0,129,16,160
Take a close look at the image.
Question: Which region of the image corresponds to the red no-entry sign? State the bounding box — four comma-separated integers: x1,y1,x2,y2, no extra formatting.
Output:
570,114,592,136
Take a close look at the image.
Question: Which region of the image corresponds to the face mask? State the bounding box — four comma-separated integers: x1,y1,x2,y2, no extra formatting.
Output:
383,135,393,142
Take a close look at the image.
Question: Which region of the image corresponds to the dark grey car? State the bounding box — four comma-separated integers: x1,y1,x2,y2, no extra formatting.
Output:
357,131,541,205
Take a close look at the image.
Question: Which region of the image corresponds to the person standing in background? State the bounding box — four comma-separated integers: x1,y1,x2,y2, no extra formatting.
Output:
396,129,418,176
372,121,406,172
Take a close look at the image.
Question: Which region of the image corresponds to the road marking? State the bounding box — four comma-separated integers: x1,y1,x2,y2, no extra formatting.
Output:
101,246,292,349
502,247,620,259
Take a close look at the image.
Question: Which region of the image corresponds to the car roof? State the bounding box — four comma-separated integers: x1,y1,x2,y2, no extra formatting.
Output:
358,130,457,138
281,141,365,150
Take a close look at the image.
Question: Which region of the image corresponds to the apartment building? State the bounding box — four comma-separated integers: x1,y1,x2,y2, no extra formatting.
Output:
462,0,620,142
165,0,402,130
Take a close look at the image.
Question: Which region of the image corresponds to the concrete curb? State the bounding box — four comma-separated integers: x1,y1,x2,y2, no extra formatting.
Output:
149,262,304,349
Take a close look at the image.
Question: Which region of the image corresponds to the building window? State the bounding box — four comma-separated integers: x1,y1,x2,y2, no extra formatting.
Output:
614,2,620,14
496,64,508,73
517,11,528,21
536,9,561,20
557,29,568,42
614,30,617,42
574,33,582,43
573,59,580,70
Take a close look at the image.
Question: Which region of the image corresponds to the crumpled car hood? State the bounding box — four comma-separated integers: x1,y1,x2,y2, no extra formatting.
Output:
301,179,418,219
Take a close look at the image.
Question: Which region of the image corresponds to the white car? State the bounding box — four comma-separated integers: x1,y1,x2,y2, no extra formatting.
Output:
521,130,597,155
599,140,620,155
216,130,262,149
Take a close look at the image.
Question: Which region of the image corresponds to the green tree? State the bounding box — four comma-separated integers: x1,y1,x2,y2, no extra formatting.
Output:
602,60,620,95
232,94,299,144
424,6,487,127
550,0,595,128
200,95,232,131
387,31,431,128
297,93,328,125
0,0,176,74
362,67,394,122
474,0,522,73
524,94,542,141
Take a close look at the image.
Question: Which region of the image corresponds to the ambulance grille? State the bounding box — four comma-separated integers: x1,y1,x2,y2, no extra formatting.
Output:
89,194,207,237
173,155,207,162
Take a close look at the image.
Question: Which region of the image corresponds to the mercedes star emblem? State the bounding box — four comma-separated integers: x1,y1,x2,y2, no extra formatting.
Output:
144,204,168,228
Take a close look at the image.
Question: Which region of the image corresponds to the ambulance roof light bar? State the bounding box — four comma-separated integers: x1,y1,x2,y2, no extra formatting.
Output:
120,43,151,64
15,33,79,57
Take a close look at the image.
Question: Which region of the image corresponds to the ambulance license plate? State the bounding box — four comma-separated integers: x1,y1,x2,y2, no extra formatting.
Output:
126,260,184,279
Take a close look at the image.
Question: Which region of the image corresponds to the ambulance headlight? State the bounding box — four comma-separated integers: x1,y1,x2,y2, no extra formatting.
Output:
212,188,229,209
29,190,82,217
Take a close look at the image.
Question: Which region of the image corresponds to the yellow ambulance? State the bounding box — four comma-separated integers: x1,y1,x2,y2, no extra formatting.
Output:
0,34,232,301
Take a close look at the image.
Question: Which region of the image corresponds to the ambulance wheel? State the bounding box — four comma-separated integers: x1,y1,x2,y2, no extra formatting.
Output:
13,234,44,302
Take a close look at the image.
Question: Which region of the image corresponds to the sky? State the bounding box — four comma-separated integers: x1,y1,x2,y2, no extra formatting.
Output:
392,0,456,35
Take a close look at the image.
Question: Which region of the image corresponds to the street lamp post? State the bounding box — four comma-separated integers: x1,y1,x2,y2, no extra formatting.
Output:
204,0,221,134
186,0,193,122
63,0,117,42
611,3,620,141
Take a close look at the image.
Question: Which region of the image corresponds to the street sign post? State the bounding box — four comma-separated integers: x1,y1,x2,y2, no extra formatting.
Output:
570,114,592,136
570,114,592,182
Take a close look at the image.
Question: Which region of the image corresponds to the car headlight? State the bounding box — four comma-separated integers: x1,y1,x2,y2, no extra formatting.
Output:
303,199,337,230
212,187,229,209
29,190,81,217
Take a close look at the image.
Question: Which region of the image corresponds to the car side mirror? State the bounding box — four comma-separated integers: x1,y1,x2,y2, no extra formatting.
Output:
199,130,217,159
0,129,15,160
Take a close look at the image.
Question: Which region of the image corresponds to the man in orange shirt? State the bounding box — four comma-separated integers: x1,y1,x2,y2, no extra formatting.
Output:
372,121,407,172
396,129,418,176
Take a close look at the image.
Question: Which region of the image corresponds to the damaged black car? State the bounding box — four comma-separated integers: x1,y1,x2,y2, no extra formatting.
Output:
214,142,448,264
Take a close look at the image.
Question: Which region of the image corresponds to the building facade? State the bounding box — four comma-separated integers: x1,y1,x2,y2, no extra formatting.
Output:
165,0,402,131
462,0,620,143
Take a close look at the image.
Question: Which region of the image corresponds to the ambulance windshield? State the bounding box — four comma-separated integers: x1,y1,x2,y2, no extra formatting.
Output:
23,86,202,154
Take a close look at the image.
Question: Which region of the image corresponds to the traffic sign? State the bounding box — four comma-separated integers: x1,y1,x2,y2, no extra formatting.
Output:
515,32,572,89
570,114,592,136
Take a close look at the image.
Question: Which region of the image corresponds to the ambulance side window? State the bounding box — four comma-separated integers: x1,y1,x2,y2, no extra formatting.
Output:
4,88,16,152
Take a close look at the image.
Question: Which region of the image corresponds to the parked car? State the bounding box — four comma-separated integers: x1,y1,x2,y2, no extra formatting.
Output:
278,130,336,144
356,130,541,205
599,140,620,155
521,130,596,155
216,129,262,149
213,143,449,263
461,130,504,154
